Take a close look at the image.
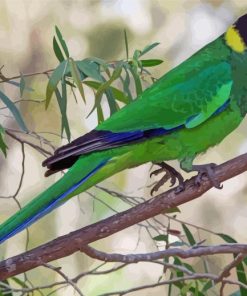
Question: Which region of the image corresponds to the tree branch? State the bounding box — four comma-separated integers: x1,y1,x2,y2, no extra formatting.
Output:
81,244,247,263
0,152,247,280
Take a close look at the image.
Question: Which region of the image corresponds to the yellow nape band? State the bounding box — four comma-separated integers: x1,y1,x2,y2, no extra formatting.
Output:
225,26,246,53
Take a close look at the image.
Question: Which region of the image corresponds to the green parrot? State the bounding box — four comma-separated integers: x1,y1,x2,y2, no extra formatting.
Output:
1,13,247,244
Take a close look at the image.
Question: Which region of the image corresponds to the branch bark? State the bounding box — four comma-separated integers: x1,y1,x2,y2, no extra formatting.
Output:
0,152,247,280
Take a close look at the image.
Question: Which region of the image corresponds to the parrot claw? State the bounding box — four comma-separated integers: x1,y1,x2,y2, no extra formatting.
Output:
192,163,223,189
150,162,185,196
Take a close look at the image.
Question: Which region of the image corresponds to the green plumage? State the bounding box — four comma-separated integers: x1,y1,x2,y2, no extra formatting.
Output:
1,14,247,243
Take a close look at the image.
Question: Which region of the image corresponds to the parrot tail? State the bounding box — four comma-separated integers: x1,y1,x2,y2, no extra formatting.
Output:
0,154,110,244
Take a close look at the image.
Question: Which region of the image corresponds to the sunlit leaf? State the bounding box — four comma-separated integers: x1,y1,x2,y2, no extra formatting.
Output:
46,60,69,108
182,224,196,246
53,36,65,62
0,90,28,132
55,26,69,58
69,58,86,103
140,42,160,56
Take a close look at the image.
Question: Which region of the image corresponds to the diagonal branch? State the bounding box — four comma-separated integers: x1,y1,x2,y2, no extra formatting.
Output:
0,152,247,280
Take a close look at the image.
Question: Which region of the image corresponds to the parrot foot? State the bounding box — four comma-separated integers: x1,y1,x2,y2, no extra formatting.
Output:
150,162,185,195
192,163,222,189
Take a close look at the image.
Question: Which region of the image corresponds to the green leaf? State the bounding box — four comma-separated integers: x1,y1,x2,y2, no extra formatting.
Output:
69,58,86,103
83,80,130,104
55,26,69,58
140,59,163,67
169,241,186,247
10,276,28,288
53,36,65,62
217,233,237,243
46,60,69,108
87,66,122,118
153,234,168,241
128,65,142,96
218,233,247,296
182,224,196,246
0,126,7,156
202,280,214,293
140,42,160,56
76,59,103,81
19,73,25,97
166,207,181,214
124,29,129,60
60,77,71,141
0,90,27,132
97,104,104,124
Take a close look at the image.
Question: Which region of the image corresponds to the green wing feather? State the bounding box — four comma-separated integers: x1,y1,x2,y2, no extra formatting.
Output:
98,39,232,133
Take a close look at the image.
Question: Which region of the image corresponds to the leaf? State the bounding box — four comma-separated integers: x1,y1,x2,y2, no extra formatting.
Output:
0,126,7,156
69,58,86,103
19,73,25,97
217,233,237,243
140,59,163,67
87,66,122,117
6,80,33,92
76,59,103,81
0,90,28,132
59,77,71,141
218,233,247,296
10,276,28,288
182,224,196,246
97,104,104,124
83,81,131,104
46,60,69,108
55,26,69,58
153,234,168,241
53,36,65,62
128,65,142,96
166,207,181,214
169,241,186,247
202,280,214,293
124,29,129,60
140,42,160,56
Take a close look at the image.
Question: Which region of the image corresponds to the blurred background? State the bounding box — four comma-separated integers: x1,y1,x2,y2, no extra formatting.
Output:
0,0,247,295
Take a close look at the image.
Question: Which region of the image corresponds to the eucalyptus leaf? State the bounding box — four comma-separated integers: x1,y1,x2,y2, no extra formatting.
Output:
83,80,130,104
55,26,69,58
0,90,28,132
0,126,7,156
140,42,160,56
182,224,196,246
20,73,25,97
76,59,103,82
46,60,69,108
140,59,163,67
53,36,65,62
69,58,86,103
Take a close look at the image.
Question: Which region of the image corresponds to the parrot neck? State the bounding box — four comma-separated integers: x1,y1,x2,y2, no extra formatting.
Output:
231,52,247,117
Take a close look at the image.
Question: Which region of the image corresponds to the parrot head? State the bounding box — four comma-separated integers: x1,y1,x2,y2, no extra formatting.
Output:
225,13,247,53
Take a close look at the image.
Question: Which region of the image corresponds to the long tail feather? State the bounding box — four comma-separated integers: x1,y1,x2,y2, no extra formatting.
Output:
0,156,109,244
